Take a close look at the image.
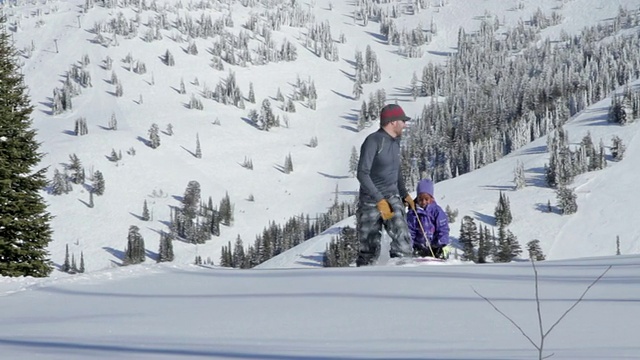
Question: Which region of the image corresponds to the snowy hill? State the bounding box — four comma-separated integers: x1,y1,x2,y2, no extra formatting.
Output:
259,92,640,269
1,0,640,273
2,1,640,358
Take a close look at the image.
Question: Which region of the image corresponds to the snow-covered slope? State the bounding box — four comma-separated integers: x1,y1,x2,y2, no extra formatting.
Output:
2,0,639,272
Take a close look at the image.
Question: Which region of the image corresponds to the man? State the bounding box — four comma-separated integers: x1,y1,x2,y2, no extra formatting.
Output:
355,104,415,266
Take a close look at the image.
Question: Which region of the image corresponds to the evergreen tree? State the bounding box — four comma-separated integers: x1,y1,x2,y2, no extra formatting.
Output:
157,232,174,262
78,252,85,273
494,191,512,226
513,160,526,189
63,244,71,273
71,253,77,273
352,78,363,100
108,112,117,130
445,205,458,223
0,27,53,277
477,225,493,263
181,184,201,217
195,133,202,158
260,98,277,131
148,123,160,148
323,226,358,267
74,117,88,135
526,239,546,261
248,82,255,104
495,224,522,262
611,135,625,161
556,186,577,215
179,78,186,95
51,169,69,195
348,146,359,177
92,170,105,195
458,216,478,262
232,235,246,268
68,153,84,184
219,191,233,226
123,225,145,265
141,199,150,221
284,153,293,174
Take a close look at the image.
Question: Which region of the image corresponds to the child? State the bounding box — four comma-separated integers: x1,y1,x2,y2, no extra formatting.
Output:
406,179,450,258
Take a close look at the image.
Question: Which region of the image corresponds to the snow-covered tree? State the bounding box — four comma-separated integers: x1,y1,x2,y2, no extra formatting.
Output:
349,146,359,177
92,170,105,195
526,239,546,261
148,123,160,148
141,199,150,221
556,186,577,215
459,216,478,262
123,225,145,265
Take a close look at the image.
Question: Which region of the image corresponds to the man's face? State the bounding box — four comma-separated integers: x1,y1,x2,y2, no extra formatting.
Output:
392,119,406,137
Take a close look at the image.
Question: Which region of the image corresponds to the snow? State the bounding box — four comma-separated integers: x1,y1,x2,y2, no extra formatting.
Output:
1,0,640,358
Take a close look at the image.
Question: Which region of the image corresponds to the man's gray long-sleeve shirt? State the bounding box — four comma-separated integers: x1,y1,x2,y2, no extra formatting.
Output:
357,128,409,204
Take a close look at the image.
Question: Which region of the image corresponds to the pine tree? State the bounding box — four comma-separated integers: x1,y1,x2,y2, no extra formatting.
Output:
556,186,577,215
477,225,493,263
232,235,246,268
611,135,625,161
148,123,160,148
92,170,105,195
195,133,202,158
352,78,363,100
494,191,512,226
78,252,85,273
526,239,546,261
219,191,233,226
458,216,478,262
0,27,53,277
141,199,150,221
184,180,202,219
348,146,359,177
157,232,174,262
123,225,145,265
68,153,84,184
513,160,526,189
71,253,77,273
63,244,71,273
284,153,293,174
248,82,255,103
51,169,69,195
445,205,458,223
108,112,117,130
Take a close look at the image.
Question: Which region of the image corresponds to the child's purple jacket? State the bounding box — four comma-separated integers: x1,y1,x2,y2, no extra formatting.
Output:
407,201,450,247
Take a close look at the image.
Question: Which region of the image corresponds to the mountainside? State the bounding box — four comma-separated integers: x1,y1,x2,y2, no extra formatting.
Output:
3,0,640,272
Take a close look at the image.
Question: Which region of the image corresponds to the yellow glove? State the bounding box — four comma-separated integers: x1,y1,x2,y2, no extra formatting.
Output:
404,195,415,211
376,199,394,221
442,245,451,259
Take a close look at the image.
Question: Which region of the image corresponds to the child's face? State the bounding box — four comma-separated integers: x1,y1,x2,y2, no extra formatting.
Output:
417,193,433,208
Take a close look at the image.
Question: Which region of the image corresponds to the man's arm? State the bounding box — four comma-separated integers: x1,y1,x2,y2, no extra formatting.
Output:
397,164,409,199
357,136,384,202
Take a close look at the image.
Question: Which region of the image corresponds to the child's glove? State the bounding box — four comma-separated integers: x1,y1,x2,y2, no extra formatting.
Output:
441,245,452,259
376,199,394,220
403,195,415,210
